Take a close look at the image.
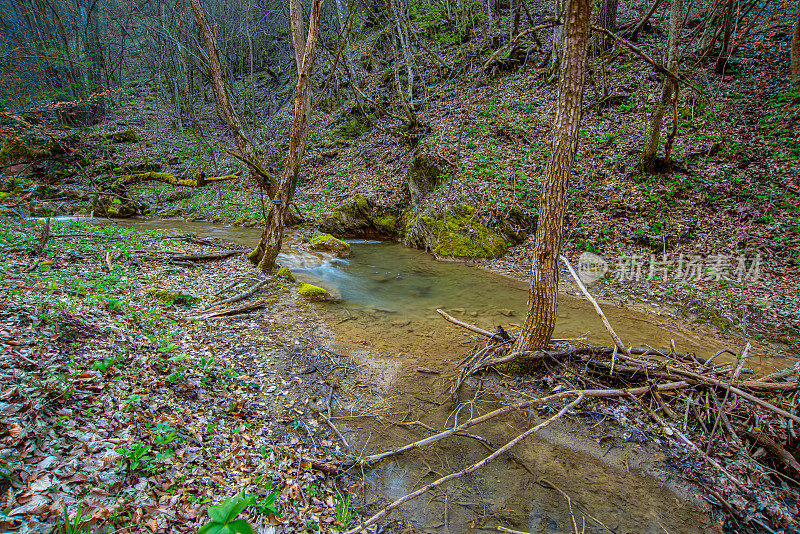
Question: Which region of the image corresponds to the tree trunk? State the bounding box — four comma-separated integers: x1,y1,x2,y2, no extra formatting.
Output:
793,7,800,91
595,0,618,49
253,0,325,272
641,0,681,172
513,0,594,352
189,0,277,197
715,0,733,73
548,0,564,77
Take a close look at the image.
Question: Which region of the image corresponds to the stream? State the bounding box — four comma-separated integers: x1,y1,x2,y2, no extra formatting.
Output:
98,219,746,533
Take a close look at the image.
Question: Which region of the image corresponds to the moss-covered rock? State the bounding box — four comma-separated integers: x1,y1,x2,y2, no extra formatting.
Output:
310,234,351,258
318,196,401,238
407,152,446,205
276,267,296,283
297,283,330,301
403,204,513,259
0,138,49,165
147,288,199,306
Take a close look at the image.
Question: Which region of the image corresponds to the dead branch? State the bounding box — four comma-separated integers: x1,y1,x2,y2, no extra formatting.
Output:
437,309,497,339
110,170,241,189
344,382,688,468
200,279,272,313
345,396,583,534
742,429,800,479
194,299,267,319
482,21,559,72
560,255,630,357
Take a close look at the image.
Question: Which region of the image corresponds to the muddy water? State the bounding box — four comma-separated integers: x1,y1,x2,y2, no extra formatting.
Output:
97,219,742,532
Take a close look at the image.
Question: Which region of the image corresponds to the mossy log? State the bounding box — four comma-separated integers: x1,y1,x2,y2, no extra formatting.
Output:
111,170,241,189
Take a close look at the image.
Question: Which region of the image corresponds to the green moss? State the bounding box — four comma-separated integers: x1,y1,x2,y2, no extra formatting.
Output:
276,267,295,283
248,248,261,266
373,213,397,233
147,288,199,306
297,283,330,300
107,130,140,143
335,117,369,138
0,139,47,165
0,192,12,202
310,234,351,251
406,205,510,259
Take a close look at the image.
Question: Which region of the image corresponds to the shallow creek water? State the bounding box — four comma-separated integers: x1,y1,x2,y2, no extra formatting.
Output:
101,219,771,533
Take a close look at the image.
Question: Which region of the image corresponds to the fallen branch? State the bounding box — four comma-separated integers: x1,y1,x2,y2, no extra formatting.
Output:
200,279,272,313
344,382,689,468
194,299,267,319
111,170,241,189
560,255,630,357
482,20,558,72
437,309,496,338
345,395,584,534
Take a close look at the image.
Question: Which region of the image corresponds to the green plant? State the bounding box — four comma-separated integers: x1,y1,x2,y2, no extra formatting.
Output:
251,483,281,517
333,493,354,532
198,491,254,534
56,504,89,534
92,354,125,373
116,443,155,475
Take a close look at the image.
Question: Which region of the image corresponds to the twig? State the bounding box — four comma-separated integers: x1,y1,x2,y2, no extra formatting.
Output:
345,396,584,534
194,299,267,319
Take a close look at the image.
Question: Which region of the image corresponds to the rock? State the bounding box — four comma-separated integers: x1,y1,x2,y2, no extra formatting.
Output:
297,283,331,301
403,204,514,259
309,234,351,258
318,196,400,238
498,308,515,317
276,267,296,283
407,152,446,205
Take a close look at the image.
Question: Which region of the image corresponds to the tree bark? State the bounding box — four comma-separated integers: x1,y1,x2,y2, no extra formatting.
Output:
793,7,800,91
715,0,733,73
548,0,564,77
513,0,594,352
641,0,681,172
253,0,325,272
595,0,618,49
189,0,277,196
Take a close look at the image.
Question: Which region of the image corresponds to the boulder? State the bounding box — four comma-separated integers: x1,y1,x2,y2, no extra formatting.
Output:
403,204,515,259
310,234,351,258
318,196,401,238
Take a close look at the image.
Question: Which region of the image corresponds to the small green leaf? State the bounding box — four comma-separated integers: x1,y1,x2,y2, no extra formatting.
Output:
198,522,223,534
208,504,227,524
228,519,255,534
223,492,250,523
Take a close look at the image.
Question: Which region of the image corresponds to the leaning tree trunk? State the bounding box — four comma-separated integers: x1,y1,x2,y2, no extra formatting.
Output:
792,7,800,91
189,0,277,196
253,0,324,272
641,0,681,172
513,0,594,352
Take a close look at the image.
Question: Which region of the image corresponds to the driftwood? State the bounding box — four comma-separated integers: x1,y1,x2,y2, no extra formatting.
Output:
345,396,584,534
344,382,689,469
199,279,272,314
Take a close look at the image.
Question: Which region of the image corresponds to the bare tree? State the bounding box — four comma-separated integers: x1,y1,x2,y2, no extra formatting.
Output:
513,0,594,352
793,6,800,91
641,0,681,172
595,0,618,49
252,0,325,271
715,0,733,73
190,0,277,196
